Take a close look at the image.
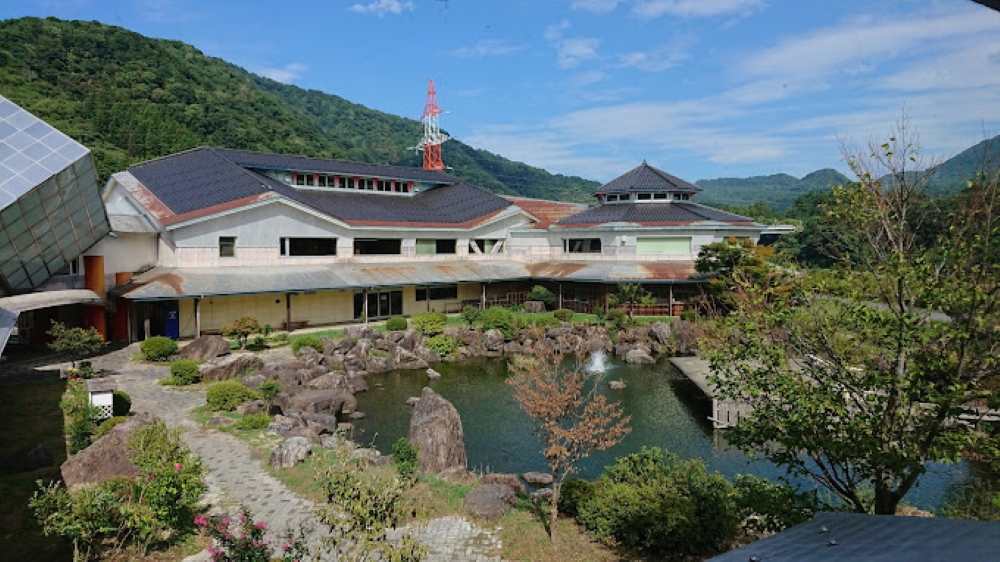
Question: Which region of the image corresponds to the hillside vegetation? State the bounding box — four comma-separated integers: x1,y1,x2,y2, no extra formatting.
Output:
695,169,851,212
0,17,600,202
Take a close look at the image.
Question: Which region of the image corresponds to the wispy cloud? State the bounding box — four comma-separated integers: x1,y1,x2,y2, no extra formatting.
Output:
571,0,622,13
348,0,414,17
544,20,600,69
452,40,526,59
616,46,688,72
258,63,307,84
633,0,766,19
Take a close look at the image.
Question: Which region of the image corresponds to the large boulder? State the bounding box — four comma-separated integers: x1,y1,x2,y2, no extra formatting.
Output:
366,356,393,374
523,301,546,313
401,331,423,352
522,471,554,486
464,484,517,520
61,412,157,490
414,345,442,364
237,399,268,416
274,389,357,416
625,349,655,365
392,347,429,371
180,335,231,361
407,387,467,473
296,346,324,367
306,372,348,390
270,436,312,469
649,322,672,345
481,473,528,496
482,329,505,352
199,353,264,382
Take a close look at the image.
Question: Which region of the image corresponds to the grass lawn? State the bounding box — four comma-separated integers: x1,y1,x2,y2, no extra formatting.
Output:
0,378,72,562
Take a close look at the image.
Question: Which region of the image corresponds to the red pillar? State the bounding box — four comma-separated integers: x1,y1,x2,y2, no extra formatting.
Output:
83,255,106,338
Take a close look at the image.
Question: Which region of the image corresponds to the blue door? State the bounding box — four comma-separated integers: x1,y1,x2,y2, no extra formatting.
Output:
164,301,180,340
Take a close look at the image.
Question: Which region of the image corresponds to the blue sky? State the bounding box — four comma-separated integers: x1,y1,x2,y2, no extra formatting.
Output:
4,0,1000,182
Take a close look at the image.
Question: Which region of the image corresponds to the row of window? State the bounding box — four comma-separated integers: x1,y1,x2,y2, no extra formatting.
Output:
219,237,474,257
561,237,694,254
292,172,413,193
605,192,690,202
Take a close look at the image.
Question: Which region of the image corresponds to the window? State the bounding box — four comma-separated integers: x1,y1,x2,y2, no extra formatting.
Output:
416,239,457,255
472,239,499,253
337,176,350,189
219,236,236,257
654,193,668,200
637,193,652,200
637,237,692,255
674,193,690,200
606,194,619,202
416,285,458,301
564,238,602,253
354,238,401,255
280,237,337,256
377,179,394,191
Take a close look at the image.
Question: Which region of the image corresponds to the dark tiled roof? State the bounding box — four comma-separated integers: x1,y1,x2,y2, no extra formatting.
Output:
555,201,755,227
213,148,459,183
594,162,702,195
502,196,589,228
128,147,511,227
710,512,1000,562
291,181,512,226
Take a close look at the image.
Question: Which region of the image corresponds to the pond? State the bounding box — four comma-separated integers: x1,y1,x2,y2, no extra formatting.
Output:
351,353,976,511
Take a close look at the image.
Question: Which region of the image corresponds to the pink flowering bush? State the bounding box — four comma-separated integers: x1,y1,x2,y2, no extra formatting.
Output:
196,509,310,562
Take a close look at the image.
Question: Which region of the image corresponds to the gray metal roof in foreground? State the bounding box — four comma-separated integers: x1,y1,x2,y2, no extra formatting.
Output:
115,260,701,300
0,289,105,312
710,512,1000,562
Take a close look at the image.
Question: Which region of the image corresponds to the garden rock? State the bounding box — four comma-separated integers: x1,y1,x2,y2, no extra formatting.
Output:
179,335,231,361
300,412,340,433
392,346,429,371
483,329,505,352
522,471,554,486
274,389,357,416
349,411,366,420
343,355,367,374
625,349,655,365
350,338,373,359
236,400,268,416
414,345,442,364
61,412,156,490
482,473,527,496
464,484,517,520
609,380,627,390
407,387,467,473
649,322,672,344
523,301,546,313
427,368,442,380
3,443,53,473
306,372,347,390
365,356,392,374
321,434,342,448
284,426,321,444
401,331,423,352
199,353,264,382
346,374,369,393
242,374,267,389
270,436,312,468
295,346,324,367
406,396,421,406
268,416,295,436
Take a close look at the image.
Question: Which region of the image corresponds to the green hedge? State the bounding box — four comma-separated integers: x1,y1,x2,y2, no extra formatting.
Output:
140,336,177,361
553,309,574,322
169,359,201,385
205,380,260,411
480,306,517,339
425,334,457,357
385,317,408,331
412,311,447,336
112,390,132,417
291,334,323,354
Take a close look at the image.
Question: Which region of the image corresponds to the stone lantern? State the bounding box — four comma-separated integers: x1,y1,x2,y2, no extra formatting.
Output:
85,378,116,420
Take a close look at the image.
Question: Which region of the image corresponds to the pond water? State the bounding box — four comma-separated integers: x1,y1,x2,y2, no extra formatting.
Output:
351,353,976,511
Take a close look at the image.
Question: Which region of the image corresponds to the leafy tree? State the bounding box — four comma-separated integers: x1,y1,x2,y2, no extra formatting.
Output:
526,285,557,310
507,351,631,542
704,125,1000,515
608,283,656,322
47,321,104,367
221,316,262,349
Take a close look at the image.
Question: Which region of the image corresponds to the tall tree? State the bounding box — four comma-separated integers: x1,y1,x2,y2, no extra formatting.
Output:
608,283,656,321
704,123,1000,515
508,351,631,542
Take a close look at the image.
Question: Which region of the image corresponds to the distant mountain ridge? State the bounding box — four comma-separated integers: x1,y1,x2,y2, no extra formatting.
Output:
0,17,601,202
695,168,851,212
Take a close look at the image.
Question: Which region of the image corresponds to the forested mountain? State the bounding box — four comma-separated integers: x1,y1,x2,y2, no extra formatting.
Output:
0,17,600,202
695,169,851,211
927,134,1000,193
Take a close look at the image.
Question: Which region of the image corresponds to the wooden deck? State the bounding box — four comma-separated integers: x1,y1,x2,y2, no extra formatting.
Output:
669,356,754,429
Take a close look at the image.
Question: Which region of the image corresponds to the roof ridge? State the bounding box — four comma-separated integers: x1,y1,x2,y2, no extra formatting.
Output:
213,146,460,181
129,146,212,169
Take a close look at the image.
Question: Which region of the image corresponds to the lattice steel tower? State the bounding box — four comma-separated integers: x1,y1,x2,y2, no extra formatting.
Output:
413,80,449,171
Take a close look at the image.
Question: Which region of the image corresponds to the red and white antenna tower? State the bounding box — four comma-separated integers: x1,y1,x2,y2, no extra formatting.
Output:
412,79,450,171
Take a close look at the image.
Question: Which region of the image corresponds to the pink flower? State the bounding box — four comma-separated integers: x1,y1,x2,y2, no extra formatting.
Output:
175,463,182,472
282,543,291,550
255,521,267,529
194,516,209,527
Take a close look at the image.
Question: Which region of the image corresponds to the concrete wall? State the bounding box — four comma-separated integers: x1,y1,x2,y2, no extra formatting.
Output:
86,234,157,285
176,290,356,337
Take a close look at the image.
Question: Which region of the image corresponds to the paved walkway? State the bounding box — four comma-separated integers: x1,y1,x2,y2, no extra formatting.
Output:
98,347,502,561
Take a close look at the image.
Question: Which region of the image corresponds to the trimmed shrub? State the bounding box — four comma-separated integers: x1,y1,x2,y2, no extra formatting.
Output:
532,316,563,329
235,413,273,430
480,306,517,339
575,447,739,558
412,311,447,336
258,379,281,403
461,305,481,325
679,309,698,322
553,308,574,323
558,477,595,517
169,359,201,385
205,380,260,411
291,334,323,354
68,418,95,454
385,317,408,331
221,316,262,349
607,308,628,332
94,416,128,440
526,285,557,310
426,334,457,357
141,336,177,361
392,437,420,480
112,390,132,417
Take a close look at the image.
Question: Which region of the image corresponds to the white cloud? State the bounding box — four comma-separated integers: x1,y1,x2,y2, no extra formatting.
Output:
544,20,571,41
258,63,307,84
348,0,414,17
617,46,688,72
452,40,525,58
571,0,622,13
633,0,766,19
556,37,601,68
567,70,609,87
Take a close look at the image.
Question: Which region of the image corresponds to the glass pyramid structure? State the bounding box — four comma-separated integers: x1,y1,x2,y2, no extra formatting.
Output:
0,95,109,294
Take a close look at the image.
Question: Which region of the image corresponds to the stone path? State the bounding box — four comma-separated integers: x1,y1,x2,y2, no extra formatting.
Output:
102,348,502,561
